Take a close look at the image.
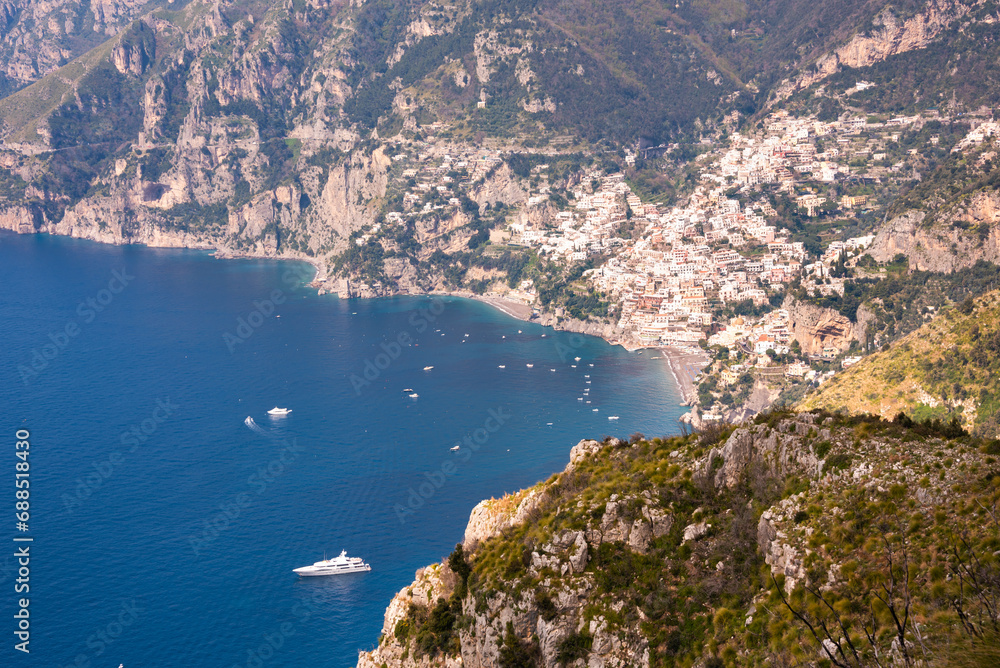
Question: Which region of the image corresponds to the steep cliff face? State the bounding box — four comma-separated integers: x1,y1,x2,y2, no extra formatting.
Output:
776,0,973,98
782,294,857,355
358,413,999,667
869,191,1000,272
0,0,156,95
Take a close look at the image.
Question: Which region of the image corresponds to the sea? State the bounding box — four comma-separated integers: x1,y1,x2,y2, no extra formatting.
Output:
0,231,685,668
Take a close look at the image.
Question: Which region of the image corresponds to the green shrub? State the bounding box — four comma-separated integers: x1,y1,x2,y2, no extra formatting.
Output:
826,454,852,470
814,440,832,459
556,630,592,664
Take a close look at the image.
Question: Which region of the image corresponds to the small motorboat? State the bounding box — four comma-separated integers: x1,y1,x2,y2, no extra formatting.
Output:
409,393,419,398
423,366,434,371
450,445,460,451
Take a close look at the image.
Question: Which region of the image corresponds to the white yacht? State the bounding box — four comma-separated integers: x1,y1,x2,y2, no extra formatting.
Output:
409,393,419,398
498,365,506,369
267,407,291,416
608,416,620,421
526,363,534,368
294,550,371,576
423,366,434,371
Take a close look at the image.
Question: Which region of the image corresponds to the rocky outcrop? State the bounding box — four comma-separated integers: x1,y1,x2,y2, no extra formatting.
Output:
783,295,857,355
702,414,822,490
358,412,996,667
584,492,673,554
532,312,624,343
868,192,1000,272
463,486,549,551
757,499,808,594
820,1,967,71
0,0,154,90
471,162,528,209
357,562,463,668
111,22,154,76
777,0,970,98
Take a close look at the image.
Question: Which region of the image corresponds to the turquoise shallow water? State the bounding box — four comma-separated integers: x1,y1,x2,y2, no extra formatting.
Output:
0,232,684,667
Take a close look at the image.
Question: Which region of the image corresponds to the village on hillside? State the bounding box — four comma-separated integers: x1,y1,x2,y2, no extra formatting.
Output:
360,104,998,420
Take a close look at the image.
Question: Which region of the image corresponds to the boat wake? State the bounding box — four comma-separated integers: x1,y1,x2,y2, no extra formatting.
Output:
244,416,270,435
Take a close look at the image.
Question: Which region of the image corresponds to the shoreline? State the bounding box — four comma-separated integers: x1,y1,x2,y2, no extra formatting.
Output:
659,346,710,406
4,229,701,413
435,290,537,321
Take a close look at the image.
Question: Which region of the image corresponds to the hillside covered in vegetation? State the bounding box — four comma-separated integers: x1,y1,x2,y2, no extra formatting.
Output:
358,410,1000,667
801,290,1000,437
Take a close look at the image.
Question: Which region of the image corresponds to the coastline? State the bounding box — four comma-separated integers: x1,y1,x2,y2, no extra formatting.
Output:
4,229,700,417
434,290,537,321
659,346,710,406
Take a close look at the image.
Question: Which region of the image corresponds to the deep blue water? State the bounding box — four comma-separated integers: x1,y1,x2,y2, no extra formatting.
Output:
0,232,684,667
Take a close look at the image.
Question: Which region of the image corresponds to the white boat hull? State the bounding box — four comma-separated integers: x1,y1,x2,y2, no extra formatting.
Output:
294,550,371,576
293,564,371,576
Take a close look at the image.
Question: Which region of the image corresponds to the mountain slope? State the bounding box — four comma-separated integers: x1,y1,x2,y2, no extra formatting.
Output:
0,0,997,304
801,290,1000,436
0,0,172,98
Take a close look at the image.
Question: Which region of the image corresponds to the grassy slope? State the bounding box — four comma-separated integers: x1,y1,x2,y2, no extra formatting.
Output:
802,290,1000,437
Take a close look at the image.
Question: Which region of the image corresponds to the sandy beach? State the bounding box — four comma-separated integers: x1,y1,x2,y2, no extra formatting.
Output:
433,290,537,321
659,346,710,405
471,294,536,320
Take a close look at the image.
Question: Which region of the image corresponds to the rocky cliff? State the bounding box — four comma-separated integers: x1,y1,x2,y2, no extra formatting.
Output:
0,0,157,96
775,0,974,99
357,412,1000,667
782,294,858,356
869,190,1000,272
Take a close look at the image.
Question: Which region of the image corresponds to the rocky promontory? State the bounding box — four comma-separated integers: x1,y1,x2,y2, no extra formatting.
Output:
357,411,999,667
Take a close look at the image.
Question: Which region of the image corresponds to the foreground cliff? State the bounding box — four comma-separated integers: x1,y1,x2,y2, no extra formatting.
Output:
359,411,999,667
